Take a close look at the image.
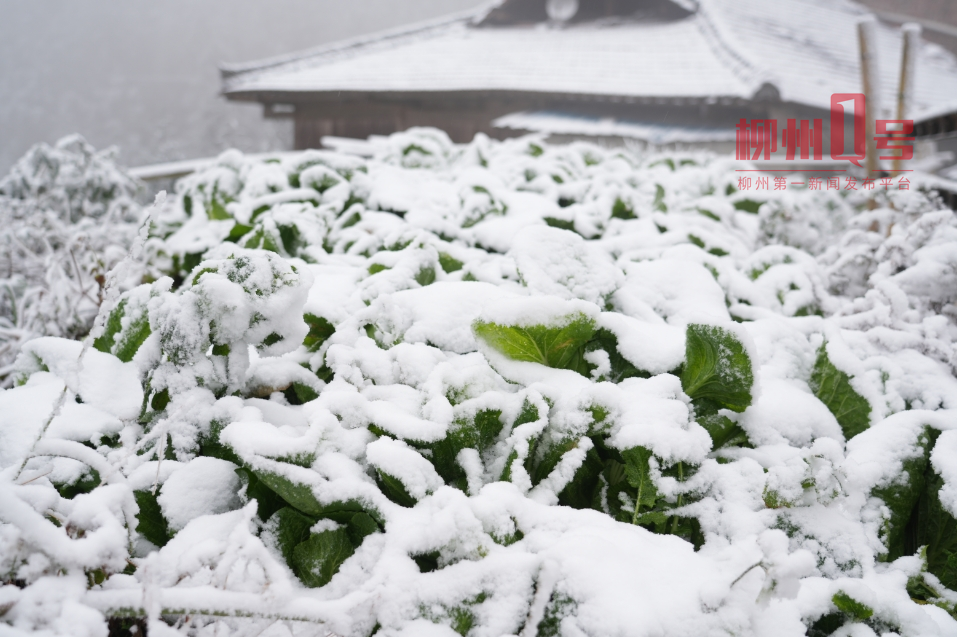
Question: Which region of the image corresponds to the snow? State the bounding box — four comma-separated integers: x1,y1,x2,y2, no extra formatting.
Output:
0,375,65,469
363,282,520,354
2,128,957,636
495,111,738,145
619,258,731,325
16,338,143,421
931,430,957,517
509,226,622,306
156,457,243,532
596,312,685,375
740,378,843,447
366,437,444,500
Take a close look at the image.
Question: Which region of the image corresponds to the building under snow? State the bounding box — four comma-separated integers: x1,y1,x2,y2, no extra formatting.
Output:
220,0,957,151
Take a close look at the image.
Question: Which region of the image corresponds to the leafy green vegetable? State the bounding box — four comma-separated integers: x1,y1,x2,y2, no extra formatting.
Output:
697,413,751,450
653,184,667,212
583,328,649,382
226,222,254,243
345,512,380,547
419,593,489,636
535,592,576,637
473,313,596,372
235,467,286,521
134,489,171,547
376,470,418,507
611,197,636,220
55,466,100,500
284,381,319,405
543,217,576,232
150,388,170,412
914,465,957,589
557,446,603,509
809,344,871,440
499,449,521,483
429,409,505,488
873,427,934,561
528,435,584,486
198,420,241,464
687,234,707,250
870,426,957,587
621,446,658,524
489,519,524,547
291,527,355,588
278,223,302,256
415,265,436,287
438,253,464,273
93,297,152,362
254,470,324,516
831,591,874,620
92,298,127,355
412,551,440,573
206,196,233,221
807,613,846,637
733,199,762,214
680,324,754,416
599,456,631,523
268,507,315,565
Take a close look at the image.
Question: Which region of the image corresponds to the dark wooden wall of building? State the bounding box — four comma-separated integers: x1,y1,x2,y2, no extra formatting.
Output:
289,91,774,150
293,93,532,147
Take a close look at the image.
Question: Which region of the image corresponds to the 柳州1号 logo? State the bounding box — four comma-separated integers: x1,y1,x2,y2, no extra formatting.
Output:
735,93,912,192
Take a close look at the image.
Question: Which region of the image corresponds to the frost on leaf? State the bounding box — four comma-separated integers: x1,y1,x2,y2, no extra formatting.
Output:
292,527,355,588
809,343,871,440
680,323,754,416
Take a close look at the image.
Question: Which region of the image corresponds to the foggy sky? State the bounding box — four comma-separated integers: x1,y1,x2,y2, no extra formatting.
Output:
0,0,482,173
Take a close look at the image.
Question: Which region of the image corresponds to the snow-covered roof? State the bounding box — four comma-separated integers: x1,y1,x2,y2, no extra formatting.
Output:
222,0,957,119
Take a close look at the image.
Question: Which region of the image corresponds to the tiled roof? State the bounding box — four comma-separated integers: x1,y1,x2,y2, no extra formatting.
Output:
221,0,957,119
709,0,957,116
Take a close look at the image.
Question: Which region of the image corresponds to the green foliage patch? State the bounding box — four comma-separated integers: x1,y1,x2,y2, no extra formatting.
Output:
809,344,871,440
474,313,597,374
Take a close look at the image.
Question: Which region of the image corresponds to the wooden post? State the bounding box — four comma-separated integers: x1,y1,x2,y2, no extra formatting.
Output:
894,23,921,174
858,17,881,178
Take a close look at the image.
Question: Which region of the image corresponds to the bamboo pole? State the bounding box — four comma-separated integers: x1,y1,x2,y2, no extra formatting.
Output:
858,17,881,178
894,23,921,174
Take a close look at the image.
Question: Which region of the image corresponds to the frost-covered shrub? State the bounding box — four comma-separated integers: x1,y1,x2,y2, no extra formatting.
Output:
2,129,957,636
0,135,144,386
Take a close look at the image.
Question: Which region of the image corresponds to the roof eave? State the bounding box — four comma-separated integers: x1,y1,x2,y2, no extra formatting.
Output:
221,87,761,108
219,2,500,84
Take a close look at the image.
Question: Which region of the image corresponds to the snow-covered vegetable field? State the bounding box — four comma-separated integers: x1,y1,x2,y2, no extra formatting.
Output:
2,129,957,637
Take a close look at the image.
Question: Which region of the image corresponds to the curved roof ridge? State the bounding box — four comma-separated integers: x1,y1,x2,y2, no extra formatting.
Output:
692,0,768,96
221,2,499,87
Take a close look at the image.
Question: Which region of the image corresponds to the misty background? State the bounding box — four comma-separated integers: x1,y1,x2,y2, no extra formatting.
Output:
0,0,482,174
